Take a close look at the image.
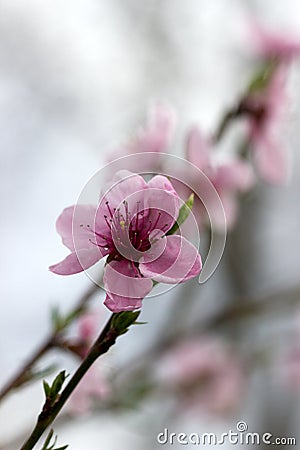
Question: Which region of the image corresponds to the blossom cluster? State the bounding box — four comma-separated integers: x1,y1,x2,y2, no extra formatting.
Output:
45,23,300,420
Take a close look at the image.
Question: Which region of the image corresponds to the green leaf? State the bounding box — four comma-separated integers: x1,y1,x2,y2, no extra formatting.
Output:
41,429,54,449
167,193,194,235
111,311,141,335
51,303,87,333
43,380,51,398
43,371,68,405
50,306,64,332
248,59,278,93
50,371,68,399
41,428,68,450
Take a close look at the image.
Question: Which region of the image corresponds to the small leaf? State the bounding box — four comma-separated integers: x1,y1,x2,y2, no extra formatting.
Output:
41,429,54,450
41,428,68,450
50,370,68,399
43,380,51,398
167,193,194,235
51,306,64,332
248,59,278,93
112,311,141,335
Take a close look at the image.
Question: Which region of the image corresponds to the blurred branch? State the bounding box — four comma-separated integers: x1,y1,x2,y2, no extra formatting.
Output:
115,283,300,391
0,278,101,403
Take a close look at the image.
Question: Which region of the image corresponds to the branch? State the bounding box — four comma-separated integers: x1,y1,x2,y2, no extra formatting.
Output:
20,311,140,450
0,279,100,403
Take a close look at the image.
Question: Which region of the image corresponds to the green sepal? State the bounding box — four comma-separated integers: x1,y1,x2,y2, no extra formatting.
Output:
111,311,141,335
167,193,194,235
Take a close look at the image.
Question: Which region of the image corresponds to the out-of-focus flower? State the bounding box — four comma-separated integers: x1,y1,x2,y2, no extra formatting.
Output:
50,171,202,312
158,337,245,417
243,21,300,183
67,313,110,415
251,20,300,62
108,103,176,172
67,364,110,415
242,67,290,184
184,127,254,230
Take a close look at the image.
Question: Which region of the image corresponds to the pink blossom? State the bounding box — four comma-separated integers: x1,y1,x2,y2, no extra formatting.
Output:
251,20,300,61
50,171,202,312
108,103,176,172
78,313,98,343
67,365,110,415
243,67,290,183
281,347,300,389
158,337,245,417
184,127,254,229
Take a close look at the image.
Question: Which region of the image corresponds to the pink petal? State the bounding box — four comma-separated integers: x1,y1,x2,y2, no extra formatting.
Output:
148,174,179,196
131,103,176,154
217,192,238,230
143,175,180,232
254,135,289,184
250,19,300,60
186,127,211,170
139,235,201,284
213,160,255,192
104,293,144,313
103,259,153,312
49,248,101,275
56,205,99,251
100,170,148,211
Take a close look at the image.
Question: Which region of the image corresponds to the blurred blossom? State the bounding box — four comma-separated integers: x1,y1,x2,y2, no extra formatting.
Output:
67,364,110,416
282,350,300,388
50,170,202,312
108,103,176,173
250,20,300,62
243,67,290,184
183,127,254,230
157,337,245,417
242,21,300,184
278,320,300,389
78,313,98,344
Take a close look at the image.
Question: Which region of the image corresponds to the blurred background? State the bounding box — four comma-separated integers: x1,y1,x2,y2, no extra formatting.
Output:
1,0,300,448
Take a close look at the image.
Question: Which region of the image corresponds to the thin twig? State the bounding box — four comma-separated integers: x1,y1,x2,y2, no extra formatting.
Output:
0,279,100,403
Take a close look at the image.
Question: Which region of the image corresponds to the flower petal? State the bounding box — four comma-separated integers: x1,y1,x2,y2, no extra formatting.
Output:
100,171,148,210
104,293,143,313
213,160,255,191
143,175,180,232
56,204,105,251
139,235,201,283
49,248,101,275
254,135,289,184
186,127,211,170
103,259,153,312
